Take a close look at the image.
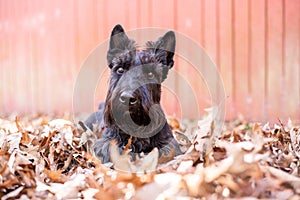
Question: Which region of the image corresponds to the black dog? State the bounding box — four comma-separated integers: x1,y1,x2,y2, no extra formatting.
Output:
85,24,182,163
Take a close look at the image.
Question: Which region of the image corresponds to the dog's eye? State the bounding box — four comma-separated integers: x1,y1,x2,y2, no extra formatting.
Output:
116,68,124,75
147,72,155,79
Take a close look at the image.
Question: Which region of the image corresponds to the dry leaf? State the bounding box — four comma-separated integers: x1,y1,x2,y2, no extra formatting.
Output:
51,174,86,199
1,186,24,200
158,148,175,164
7,132,22,153
110,141,158,173
0,115,299,199
167,117,180,130
48,119,72,129
123,135,132,153
44,169,66,183
183,173,203,196
177,160,193,173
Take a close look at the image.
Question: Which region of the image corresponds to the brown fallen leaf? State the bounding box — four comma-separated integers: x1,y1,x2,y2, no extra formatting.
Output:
78,121,97,153
177,160,193,173
262,165,300,193
1,114,300,199
204,155,234,182
21,130,31,145
0,178,19,189
50,174,86,199
183,173,203,196
173,130,192,153
110,141,158,173
134,173,182,200
123,135,132,153
167,117,180,130
15,116,23,132
110,140,132,173
1,186,24,200
48,119,73,129
158,148,175,164
7,132,22,153
290,127,300,157
193,108,218,165
44,169,66,183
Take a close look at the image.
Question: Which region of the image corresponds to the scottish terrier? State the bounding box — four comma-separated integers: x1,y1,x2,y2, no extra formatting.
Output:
85,24,182,163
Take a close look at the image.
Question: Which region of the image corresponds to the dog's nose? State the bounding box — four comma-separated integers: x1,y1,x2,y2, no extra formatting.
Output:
119,92,137,105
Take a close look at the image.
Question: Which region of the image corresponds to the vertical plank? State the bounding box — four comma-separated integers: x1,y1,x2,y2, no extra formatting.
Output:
299,1,300,122
247,0,252,120
4,0,11,113
0,0,3,115
198,0,211,115
281,0,286,119
234,0,249,119
151,0,175,29
171,0,180,118
231,0,237,118
264,0,269,121
73,0,81,101
28,0,36,113
129,0,138,28
72,1,96,112
285,0,300,122
215,0,221,112
98,0,107,41
204,0,219,117
150,0,178,117
94,1,103,42
105,1,129,32
250,0,266,122
94,0,110,112
139,0,152,27
215,0,220,69
3,0,9,112
47,1,56,113
174,0,208,119
208,0,224,119
94,0,110,110
219,0,233,120
267,0,283,122
7,0,16,112
205,0,217,62
35,1,45,113
39,1,56,113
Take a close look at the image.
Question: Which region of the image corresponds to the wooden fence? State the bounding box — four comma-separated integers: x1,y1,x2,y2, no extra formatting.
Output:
0,0,299,122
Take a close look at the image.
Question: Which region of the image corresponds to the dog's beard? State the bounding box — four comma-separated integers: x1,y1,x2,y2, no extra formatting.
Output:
110,99,166,138
126,106,151,126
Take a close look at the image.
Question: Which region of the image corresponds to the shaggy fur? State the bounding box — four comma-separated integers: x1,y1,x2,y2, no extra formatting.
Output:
85,24,182,163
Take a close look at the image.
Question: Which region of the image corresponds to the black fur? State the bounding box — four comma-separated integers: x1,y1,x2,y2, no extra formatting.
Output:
85,24,182,163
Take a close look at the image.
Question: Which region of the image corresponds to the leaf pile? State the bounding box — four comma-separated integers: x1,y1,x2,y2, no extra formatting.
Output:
0,113,299,199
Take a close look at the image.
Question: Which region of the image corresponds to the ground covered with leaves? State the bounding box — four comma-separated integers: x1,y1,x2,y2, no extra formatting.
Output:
0,111,299,199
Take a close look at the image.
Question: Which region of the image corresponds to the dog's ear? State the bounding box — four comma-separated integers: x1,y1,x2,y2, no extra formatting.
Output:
107,24,134,68
109,24,130,50
154,31,176,68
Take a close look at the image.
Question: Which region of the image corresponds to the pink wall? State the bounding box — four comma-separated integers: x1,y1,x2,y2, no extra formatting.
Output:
0,0,299,122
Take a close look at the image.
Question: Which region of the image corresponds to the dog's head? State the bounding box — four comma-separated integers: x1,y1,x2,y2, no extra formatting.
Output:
104,25,176,136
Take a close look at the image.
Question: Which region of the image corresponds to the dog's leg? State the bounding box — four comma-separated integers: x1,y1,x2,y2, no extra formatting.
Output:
84,103,105,131
93,128,126,163
158,137,182,157
93,137,111,163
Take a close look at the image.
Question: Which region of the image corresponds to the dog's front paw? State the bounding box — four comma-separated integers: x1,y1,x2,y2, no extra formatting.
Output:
158,138,182,163
93,138,111,163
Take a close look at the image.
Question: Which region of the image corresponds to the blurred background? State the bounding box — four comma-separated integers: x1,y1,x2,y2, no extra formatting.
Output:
0,0,299,122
